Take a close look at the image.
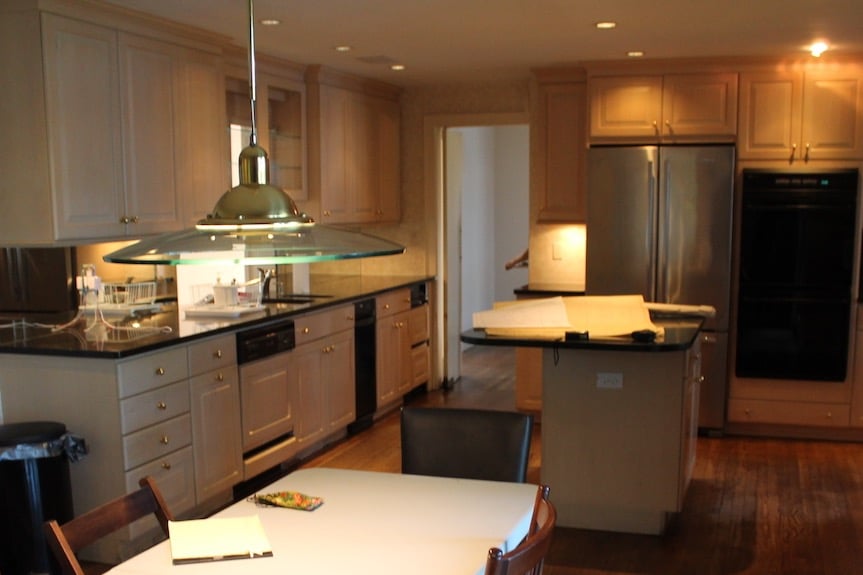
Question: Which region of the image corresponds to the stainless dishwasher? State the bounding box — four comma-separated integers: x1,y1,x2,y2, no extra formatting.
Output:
236,317,298,480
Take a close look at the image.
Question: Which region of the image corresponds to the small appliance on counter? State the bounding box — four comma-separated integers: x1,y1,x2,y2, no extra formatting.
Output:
0,247,77,314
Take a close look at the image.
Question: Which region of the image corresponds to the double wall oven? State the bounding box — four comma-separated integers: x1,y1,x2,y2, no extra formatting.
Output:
735,169,859,383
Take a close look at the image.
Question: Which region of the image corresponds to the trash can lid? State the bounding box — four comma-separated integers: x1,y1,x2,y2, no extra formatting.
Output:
0,421,67,446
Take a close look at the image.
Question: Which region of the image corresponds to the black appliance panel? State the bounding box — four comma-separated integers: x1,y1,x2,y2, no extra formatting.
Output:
236,318,295,364
0,247,77,313
735,169,858,382
349,298,376,434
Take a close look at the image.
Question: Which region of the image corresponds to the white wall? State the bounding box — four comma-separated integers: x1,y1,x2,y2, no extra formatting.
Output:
453,125,529,334
493,125,529,301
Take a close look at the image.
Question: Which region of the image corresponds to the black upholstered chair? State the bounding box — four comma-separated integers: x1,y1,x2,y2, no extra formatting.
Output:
400,406,533,482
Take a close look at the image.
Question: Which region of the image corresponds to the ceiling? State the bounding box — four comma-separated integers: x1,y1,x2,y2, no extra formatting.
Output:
103,0,863,87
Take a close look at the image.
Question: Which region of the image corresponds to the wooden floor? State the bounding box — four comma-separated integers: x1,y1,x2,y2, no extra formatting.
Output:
299,345,863,575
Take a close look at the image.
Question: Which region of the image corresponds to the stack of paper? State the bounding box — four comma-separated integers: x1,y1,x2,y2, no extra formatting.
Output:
168,515,273,564
472,295,661,339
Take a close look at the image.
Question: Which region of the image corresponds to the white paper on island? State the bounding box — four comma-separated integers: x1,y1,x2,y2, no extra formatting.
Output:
168,515,273,564
473,295,661,339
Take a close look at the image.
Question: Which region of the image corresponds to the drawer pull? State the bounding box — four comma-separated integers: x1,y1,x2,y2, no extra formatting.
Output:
214,349,223,359
156,401,167,410
217,372,224,382
384,304,390,310
303,327,310,334
155,367,165,376
161,462,171,470
160,435,169,445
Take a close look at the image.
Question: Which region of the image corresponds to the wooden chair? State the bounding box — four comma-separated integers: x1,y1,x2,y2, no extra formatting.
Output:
485,485,556,575
400,406,533,482
42,476,174,575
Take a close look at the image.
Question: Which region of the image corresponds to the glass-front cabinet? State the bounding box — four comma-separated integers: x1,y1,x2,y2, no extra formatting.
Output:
225,63,306,200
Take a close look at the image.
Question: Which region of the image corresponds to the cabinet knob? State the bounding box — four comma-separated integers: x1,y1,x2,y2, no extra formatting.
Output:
119,216,129,224
323,210,331,216
303,327,310,334
826,411,833,419
216,372,224,382
804,142,811,162
161,462,171,470
790,143,797,163
652,120,659,135
155,367,165,376
384,304,390,310
697,376,705,383
156,401,167,410
129,216,139,224
160,435,169,445
214,349,223,359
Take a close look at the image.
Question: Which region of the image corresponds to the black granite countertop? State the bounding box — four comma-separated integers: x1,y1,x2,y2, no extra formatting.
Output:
0,275,432,359
461,316,703,352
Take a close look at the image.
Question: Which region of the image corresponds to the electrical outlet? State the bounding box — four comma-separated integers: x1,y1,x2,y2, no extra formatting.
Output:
596,372,623,389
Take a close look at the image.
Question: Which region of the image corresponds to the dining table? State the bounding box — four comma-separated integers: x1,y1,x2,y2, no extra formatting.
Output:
105,467,539,575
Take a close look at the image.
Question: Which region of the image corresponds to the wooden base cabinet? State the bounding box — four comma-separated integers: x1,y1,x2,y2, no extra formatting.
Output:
376,287,431,408
738,66,863,162
292,305,356,447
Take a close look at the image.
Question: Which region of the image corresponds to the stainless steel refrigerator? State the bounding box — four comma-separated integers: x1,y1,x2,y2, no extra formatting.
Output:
0,247,77,313
585,145,734,432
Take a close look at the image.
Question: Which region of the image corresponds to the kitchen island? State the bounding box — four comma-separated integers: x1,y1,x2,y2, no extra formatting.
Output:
463,316,703,535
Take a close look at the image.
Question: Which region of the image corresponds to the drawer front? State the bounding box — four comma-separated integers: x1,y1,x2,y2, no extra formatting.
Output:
188,333,236,376
118,347,189,398
728,398,850,427
408,305,429,345
120,380,190,435
122,414,192,471
294,304,354,346
125,445,195,537
376,289,411,319
411,342,430,387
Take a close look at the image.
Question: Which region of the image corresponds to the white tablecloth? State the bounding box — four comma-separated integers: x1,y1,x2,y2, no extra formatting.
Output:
107,468,538,575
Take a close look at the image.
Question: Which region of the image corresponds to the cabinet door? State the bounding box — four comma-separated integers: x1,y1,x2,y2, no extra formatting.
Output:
41,14,126,240
737,71,802,160
190,368,242,503
177,51,230,225
802,67,863,160
661,73,737,139
239,354,294,451
293,342,326,445
535,82,586,222
376,310,411,404
119,34,183,235
323,330,356,430
371,96,401,223
589,76,663,140
319,86,352,222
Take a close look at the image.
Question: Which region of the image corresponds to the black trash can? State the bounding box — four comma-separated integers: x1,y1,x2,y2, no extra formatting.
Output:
0,421,82,575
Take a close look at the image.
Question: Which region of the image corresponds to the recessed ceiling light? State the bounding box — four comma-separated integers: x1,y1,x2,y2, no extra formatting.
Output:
391,64,405,71
627,51,644,57
810,41,829,57
259,18,280,26
596,21,617,30
335,45,352,53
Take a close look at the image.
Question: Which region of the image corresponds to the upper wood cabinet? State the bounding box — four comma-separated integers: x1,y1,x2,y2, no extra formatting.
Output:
531,72,587,222
305,67,402,225
588,73,738,143
738,65,863,162
0,7,227,244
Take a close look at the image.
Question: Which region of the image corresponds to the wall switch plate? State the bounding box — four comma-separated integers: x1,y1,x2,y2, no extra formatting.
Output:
596,372,623,389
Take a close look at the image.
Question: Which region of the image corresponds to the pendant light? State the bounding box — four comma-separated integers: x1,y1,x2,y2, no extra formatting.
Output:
104,0,404,266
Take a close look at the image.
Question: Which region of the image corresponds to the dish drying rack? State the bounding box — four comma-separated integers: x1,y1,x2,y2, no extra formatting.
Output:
101,281,158,305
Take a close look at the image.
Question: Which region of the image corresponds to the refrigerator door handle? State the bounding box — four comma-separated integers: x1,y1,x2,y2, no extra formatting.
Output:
658,160,672,301
647,160,658,302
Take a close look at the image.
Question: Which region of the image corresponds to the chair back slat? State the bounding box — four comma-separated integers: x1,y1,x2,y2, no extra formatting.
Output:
485,485,556,575
43,476,173,575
